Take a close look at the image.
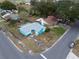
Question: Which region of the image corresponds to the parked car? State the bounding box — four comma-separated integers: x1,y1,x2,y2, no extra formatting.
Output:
69,42,75,48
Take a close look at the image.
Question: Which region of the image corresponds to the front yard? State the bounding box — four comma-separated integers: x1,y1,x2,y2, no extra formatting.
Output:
36,26,65,48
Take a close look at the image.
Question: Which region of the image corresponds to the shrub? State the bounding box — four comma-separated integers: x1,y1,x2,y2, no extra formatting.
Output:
45,28,50,32
0,1,16,10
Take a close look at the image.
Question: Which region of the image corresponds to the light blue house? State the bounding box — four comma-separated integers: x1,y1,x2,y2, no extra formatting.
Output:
19,22,46,36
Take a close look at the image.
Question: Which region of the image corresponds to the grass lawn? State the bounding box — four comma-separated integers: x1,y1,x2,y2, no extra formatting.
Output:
21,38,43,53
36,26,66,48
51,27,65,36
73,40,79,57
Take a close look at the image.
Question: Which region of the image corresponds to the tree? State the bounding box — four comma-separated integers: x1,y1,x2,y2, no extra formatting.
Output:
0,1,16,10
30,1,57,17
56,1,77,22
69,3,79,21
30,0,37,6
30,0,79,23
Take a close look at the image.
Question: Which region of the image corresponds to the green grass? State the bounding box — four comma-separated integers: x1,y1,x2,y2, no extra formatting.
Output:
51,27,65,36
22,39,42,52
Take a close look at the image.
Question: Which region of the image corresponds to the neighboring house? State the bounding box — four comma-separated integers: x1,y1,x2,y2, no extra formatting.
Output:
0,9,20,21
0,9,11,19
36,16,58,26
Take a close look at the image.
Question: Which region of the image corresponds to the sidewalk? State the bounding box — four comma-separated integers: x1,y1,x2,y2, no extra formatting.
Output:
66,50,79,59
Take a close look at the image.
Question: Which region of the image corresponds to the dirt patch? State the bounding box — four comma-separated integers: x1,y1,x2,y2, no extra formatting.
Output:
73,40,79,57
21,38,43,53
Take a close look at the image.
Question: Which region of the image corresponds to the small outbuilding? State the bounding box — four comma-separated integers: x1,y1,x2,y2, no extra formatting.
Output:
0,9,20,21
44,16,57,25
36,16,58,26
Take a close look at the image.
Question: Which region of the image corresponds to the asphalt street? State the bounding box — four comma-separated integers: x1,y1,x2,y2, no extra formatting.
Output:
0,31,43,59
0,21,79,59
43,25,79,59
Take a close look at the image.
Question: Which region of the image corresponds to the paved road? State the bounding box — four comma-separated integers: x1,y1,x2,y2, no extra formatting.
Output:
0,21,79,59
0,31,43,59
43,25,79,59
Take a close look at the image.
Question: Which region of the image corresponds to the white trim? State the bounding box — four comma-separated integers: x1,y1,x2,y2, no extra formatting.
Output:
3,32,23,53
40,54,47,59
36,18,48,25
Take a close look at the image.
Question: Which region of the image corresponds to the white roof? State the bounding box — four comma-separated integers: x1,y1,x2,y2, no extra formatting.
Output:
36,18,48,25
